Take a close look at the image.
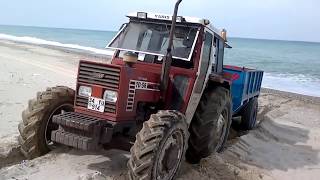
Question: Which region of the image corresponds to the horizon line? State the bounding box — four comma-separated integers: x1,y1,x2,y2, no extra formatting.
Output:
0,23,319,44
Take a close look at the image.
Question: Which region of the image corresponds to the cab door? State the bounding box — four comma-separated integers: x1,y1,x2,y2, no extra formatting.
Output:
185,29,215,123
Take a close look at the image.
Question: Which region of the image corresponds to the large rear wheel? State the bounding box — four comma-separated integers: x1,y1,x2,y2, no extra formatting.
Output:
128,110,188,180
186,86,232,164
18,86,75,159
238,97,258,130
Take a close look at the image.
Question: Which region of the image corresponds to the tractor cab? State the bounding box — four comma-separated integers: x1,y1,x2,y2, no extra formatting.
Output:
103,12,231,119
107,12,229,72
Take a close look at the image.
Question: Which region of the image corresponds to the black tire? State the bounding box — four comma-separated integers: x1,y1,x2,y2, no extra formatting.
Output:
128,110,188,180
186,86,232,164
18,86,75,159
239,98,258,130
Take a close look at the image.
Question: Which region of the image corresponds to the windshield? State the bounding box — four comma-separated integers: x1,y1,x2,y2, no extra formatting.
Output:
108,21,198,60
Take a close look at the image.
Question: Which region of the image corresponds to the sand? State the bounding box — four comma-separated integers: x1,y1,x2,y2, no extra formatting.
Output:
0,40,320,180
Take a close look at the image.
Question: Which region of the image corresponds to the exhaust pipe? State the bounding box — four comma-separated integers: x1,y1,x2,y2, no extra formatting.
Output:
160,0,183,99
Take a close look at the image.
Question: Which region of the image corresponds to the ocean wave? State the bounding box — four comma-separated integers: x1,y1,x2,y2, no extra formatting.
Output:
263,73,320,97
0,33,115,56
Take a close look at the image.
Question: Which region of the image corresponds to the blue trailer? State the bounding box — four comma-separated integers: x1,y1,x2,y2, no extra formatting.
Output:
224,65,264,130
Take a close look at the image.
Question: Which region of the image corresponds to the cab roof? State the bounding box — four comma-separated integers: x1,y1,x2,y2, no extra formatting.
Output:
127,12,231,48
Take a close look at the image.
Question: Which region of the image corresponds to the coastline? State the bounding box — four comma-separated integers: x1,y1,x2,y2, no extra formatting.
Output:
0,38,112,60
261,88,320,104
0,39,320,180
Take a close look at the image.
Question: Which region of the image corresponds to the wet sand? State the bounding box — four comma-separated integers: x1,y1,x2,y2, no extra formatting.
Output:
0,40,320,180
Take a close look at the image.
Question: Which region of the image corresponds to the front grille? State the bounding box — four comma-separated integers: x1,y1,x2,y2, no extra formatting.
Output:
78,62,120,89
75,96,116,113
76,62,120,114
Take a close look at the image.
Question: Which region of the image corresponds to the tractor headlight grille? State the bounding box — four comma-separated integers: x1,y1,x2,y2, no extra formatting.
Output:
76,62,120,114
78,86,92,97
103,90,118,103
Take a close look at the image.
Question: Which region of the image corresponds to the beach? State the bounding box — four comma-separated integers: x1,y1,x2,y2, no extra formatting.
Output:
0,40,320,180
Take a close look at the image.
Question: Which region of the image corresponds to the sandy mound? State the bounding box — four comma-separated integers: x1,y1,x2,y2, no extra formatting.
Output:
2,91,319,180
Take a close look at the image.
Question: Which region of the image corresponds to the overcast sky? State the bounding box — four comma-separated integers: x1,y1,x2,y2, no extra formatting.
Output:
0,0,319,42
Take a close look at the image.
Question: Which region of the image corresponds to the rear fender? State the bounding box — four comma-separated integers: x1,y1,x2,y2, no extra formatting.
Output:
184,73,231,125
208,73,231,90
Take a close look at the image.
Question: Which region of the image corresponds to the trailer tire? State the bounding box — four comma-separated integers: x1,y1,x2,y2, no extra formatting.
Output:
186,86,232,164
18,86,75,159
128,110,188,180
239,97,258,130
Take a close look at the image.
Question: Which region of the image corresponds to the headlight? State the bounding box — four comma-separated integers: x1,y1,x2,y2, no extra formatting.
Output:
78,86,92,97
103,90,118,103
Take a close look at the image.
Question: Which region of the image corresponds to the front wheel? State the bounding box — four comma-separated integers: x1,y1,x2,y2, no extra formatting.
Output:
18,86,75,159
128,110,189,180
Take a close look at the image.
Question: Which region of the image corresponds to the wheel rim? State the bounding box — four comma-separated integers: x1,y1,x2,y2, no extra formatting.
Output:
44,103,73,148
156,129,185,180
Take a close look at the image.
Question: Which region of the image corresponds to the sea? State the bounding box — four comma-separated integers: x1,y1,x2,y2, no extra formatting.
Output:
0,25,319,97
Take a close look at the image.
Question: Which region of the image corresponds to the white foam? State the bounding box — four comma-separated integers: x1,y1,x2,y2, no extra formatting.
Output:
262,73,320,97
0,33,115,56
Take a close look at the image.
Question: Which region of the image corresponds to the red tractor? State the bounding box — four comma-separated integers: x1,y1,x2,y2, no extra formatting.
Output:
18,1,263,179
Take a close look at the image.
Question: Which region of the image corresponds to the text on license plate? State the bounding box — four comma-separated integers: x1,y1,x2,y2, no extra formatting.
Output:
87,97,105,112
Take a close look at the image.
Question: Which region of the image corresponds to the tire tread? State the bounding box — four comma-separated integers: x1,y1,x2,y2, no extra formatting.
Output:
18,86,74,159
128,110,188,180
186,86,232,164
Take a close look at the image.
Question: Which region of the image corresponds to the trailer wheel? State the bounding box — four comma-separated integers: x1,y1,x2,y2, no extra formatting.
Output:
186,86,232,164
128,110,188,180
18,86,75,159
239,97,258,130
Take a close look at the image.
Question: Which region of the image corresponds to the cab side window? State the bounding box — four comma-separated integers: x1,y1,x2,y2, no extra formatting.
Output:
214,37,224,74
194,31,213,93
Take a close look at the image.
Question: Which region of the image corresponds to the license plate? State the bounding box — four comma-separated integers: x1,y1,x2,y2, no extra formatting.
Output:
87,97,105,112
